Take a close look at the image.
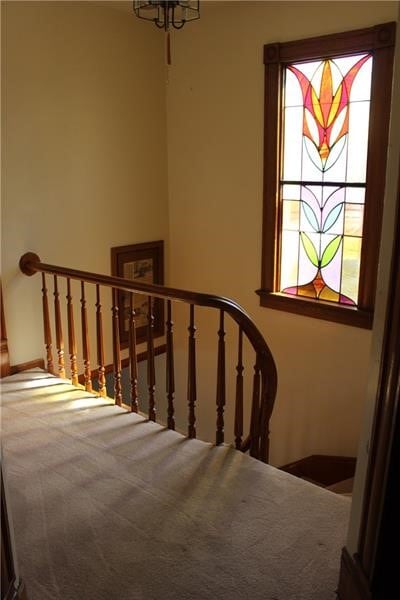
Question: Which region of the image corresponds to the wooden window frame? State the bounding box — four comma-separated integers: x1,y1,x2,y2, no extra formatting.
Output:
257,23,396,329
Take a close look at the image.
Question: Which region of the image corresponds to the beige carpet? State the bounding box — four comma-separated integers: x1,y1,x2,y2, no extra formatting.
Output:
1,370,350,600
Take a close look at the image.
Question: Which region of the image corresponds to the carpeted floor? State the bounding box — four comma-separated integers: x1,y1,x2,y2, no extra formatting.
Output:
1,370,350,600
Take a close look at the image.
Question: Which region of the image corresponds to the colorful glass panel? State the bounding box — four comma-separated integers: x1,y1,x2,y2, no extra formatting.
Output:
279,53,372,306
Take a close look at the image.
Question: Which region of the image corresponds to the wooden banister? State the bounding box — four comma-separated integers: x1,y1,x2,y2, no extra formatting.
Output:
19,252,278,462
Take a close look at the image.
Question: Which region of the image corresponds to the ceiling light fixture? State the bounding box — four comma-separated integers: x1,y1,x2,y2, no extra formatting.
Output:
133,1,200,31
133,1,200,64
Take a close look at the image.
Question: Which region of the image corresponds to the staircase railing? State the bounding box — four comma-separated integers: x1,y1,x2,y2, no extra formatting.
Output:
19,252,277,462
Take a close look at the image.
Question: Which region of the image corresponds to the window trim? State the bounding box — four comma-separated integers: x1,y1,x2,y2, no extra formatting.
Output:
257,22,396,329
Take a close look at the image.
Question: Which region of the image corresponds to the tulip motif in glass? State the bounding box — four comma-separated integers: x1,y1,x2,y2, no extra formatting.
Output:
279,53,372,306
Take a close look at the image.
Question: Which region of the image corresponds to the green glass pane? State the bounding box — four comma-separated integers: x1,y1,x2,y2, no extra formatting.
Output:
321,235,342,268
300,232,319,267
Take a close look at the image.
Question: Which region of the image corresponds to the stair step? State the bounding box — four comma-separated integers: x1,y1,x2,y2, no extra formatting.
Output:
326,477,354,495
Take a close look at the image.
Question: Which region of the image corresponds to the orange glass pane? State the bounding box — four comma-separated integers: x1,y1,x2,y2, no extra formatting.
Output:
320,287,340,302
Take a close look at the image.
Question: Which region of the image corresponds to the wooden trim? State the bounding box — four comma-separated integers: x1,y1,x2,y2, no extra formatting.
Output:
359,158,400,575
1,471,15,599
338,151,400,598
358,43,395,310
9,358,45,375
264,22,396,64
77,344,167,386
1,468,28,600
338,548,371,600
257,290,373,329
261,53,281,293
261,23,396,326
372,379,400,597
3,580,27,600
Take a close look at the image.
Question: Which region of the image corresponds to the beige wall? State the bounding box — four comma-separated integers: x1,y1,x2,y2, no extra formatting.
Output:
1,1,168,365
166,1,399,465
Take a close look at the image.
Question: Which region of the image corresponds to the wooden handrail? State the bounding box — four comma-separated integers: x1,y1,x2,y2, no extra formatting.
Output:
19,252,278,462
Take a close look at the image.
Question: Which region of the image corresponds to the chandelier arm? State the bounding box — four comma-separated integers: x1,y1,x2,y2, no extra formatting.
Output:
133,1,199,31
172,20,186,30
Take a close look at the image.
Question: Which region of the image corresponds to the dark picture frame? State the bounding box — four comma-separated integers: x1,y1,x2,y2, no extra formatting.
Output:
111,241,164,348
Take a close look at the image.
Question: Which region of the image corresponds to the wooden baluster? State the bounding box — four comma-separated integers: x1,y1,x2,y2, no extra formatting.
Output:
166,300,175,430
249,361,261,459
41,273,54,374
216,310,226,445
111,288,122,406
187,304,197,438
95,285,106,397
234,326,244,449
80,282,92,392
147,295,156,421
66,278,78,385
53,276,66,378
129,293,138,412
259,379,270,464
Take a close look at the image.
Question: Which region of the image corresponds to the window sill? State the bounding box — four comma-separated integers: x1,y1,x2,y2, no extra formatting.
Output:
256,289,373,329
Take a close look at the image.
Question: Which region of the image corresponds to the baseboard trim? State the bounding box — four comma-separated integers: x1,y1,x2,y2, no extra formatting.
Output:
337,547,371,600
10,358,45,374
3,579,28,600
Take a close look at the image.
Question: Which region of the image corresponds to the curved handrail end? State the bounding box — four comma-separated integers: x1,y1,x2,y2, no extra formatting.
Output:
19,253,41,276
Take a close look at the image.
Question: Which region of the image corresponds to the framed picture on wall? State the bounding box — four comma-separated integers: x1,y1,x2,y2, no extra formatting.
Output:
111,241,164,347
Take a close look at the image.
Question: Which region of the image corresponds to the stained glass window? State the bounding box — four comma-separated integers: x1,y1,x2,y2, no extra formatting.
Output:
260,24,395,327
279,54,372,306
